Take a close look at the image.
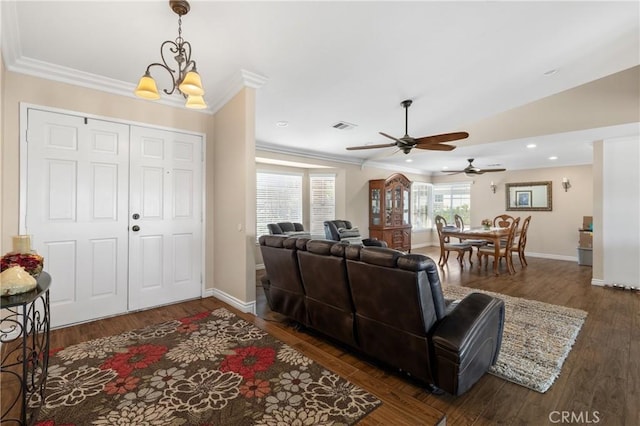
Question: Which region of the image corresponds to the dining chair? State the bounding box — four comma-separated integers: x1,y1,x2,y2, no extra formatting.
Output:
454,214,490,249
478,217,520,274
510,215,531,267
435,215,450,243
435,221,474,269
493,214,515,228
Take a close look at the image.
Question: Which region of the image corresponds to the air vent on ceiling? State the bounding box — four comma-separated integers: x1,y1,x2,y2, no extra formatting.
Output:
332,121,357,130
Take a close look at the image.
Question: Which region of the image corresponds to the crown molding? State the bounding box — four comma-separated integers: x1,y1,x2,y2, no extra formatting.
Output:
208,69,268,114
256,142,362,167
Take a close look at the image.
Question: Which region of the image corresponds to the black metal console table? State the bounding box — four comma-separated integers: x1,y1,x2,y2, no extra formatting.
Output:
1,272,51,426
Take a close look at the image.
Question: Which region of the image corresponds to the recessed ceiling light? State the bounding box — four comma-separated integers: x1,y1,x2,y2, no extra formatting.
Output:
549,156,558,160
442,166,449,170
405,158,413,163
276,121,289,128
526,144,537,148
543,68,558,76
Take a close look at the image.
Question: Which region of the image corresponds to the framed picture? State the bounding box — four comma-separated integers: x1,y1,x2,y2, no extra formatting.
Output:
515,190,532,207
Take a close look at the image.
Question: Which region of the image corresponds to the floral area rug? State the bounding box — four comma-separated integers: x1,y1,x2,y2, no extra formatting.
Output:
443,285,588,393
34,308,381,425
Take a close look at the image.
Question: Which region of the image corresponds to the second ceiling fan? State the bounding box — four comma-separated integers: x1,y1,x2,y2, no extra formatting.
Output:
444,158,506,176
346,99,469,154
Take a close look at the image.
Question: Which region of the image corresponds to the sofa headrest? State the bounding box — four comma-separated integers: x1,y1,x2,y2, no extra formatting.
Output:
345,244,362,260
306,239,336,255
330,242,349,257
397,254,436,272
259,235,287,248
295,237,312,250
278,222,296,232
267,223,283,235
360,247,402,267
283,237,301,249
331,220,352,230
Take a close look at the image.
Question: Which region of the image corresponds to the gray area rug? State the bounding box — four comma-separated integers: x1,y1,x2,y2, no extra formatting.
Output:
442,285,588,393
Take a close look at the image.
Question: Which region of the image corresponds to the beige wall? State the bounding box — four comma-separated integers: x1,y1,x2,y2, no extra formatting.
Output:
1,55,5,252
213,88,256,304
434,165,593,258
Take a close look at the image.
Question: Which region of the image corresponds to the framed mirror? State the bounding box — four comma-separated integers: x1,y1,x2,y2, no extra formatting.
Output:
506,181,552,211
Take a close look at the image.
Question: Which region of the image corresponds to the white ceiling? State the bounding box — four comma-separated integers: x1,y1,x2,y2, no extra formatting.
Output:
2,1,639,174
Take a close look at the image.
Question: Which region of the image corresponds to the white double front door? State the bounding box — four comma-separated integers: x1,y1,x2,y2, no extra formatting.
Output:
24,108,203,328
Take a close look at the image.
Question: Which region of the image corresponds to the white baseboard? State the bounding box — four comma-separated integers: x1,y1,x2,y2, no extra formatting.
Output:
205,288,257,315
256,263,265,270
524,252,577,262
411,242,431,249
591,279,605,287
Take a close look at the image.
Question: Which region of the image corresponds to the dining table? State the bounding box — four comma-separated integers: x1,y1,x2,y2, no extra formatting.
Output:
441,226,512,276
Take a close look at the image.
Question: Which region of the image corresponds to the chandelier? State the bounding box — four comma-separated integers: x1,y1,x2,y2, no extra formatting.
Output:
134,0,207,109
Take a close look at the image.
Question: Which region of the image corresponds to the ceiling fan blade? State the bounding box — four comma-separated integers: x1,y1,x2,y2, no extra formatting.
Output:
442,170,465,174
379,132,405,144
346,142,396,151
367,147,402,161
483,168,507,173
414,143,456,151
415,132,469,144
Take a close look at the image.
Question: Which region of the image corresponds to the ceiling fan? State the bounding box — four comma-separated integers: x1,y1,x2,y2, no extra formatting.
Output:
346,99,469,154
445,158,506,176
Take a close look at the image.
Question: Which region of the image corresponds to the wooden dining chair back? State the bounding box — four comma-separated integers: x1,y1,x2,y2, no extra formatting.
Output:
454,213,490,249
478,217,520,274
510,215,531,267
435,215,450,243
435,222,473,269
493,214,515,229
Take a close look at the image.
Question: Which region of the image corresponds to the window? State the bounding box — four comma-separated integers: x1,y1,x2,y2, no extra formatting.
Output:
432,183,471,225
411,182,432,230
309,174,336,236
256,171,303,237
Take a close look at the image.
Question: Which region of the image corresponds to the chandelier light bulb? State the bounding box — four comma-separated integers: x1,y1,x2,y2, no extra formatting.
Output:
179,70,204,96
185,95,207,109
134,72,161,100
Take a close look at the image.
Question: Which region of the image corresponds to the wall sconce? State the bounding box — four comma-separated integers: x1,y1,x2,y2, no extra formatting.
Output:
490,181,497,193
562,177,571,192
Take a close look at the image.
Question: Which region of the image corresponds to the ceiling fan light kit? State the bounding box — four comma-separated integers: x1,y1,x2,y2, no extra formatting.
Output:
134,0,207,109
346,99,468,154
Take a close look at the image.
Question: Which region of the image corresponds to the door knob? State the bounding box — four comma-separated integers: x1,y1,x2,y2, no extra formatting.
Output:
132,213,140,220
132,225,140,232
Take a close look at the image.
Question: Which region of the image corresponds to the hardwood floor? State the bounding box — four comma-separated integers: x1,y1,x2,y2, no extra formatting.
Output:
9,247,637,425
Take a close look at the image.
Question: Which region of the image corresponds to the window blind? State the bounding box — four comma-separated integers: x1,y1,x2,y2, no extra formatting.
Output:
256,171,303,238
309,174,336,236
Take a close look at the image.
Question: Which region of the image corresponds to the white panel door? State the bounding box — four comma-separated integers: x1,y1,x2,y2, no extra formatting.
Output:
128,126,202,310
26,109,130,327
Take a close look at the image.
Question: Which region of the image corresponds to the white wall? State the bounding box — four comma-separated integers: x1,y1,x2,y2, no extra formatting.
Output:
602,136,640,288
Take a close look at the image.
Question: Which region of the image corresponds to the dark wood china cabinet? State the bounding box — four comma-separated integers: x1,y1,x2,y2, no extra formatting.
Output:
369,173,412,252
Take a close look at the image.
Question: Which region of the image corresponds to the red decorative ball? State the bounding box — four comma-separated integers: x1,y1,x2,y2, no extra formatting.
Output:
0,252,44,277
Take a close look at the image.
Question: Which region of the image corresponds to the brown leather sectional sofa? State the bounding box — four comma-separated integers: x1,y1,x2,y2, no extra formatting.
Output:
258,235,505,396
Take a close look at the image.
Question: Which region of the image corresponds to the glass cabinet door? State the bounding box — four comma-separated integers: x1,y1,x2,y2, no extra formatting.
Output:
403,189,409,225
385,189,392,225
371,188,381,225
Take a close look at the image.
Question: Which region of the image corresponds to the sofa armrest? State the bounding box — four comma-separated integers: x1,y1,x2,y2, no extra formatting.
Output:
430,292,504,395
432,292,504,364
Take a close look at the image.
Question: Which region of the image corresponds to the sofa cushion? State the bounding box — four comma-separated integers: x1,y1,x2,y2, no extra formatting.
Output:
278,222,296,233
360,247,401,268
